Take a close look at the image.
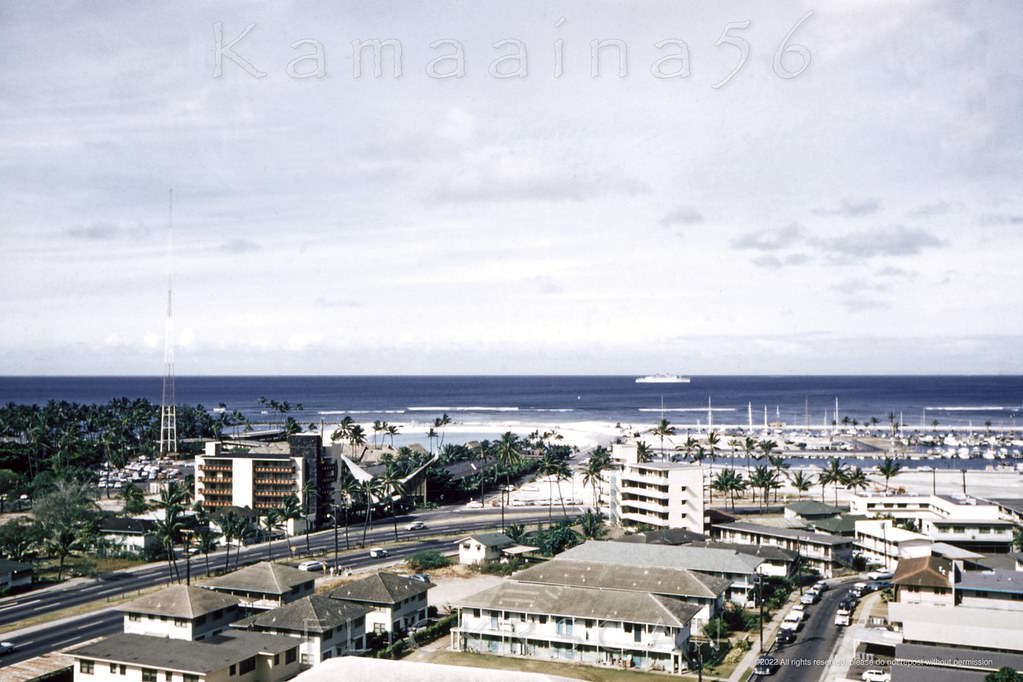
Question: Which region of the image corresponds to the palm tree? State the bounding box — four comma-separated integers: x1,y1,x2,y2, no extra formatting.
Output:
331,416,353,452
582,447,610,509
220,510,240,572
506,523,527,544
385,424,400,448
473,441,490,505
348,424,367,461
679,436,699,462
300,480,316,554
742,436,758,477
877,457,902,493
425,427,439,455
195,526,219,576
360,478,383,546
788,471,813,500
337,476,361,551
153,509,184,582
749,466,777,513
844,467,870,498
767,455,789,503
494,432,523,531
121,482,148,515
578,509,607,539
635,441,653,464
261,508,283,561
820,458,850,506
434,413,452,450
378,472,405,542
651,418,675,455
538,449,569,523
372,420,384,448
712,469,746,510
279,495,304,555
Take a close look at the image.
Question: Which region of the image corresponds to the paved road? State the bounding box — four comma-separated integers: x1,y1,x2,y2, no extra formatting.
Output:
754,583,851,682
0,504,563,668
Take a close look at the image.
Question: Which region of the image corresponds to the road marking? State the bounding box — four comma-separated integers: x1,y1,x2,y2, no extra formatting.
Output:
0,599,40,611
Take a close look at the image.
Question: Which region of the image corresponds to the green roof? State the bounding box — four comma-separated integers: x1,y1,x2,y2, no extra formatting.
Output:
459,533,513,547
329,572,434,606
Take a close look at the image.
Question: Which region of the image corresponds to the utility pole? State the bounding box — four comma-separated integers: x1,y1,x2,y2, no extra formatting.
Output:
333,504,340,570
758,573,764,654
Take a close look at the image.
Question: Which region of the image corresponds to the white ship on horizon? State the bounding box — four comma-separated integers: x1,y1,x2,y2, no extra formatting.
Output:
635,374,691,384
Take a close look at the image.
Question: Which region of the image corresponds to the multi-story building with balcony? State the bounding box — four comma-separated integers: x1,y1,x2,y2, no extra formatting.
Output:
711,521,853,578
451,581,699,675
853,519,933,569
609,461,704,535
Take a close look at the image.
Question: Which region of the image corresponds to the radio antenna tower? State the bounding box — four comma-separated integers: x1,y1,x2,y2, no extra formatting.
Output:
159,188,178,458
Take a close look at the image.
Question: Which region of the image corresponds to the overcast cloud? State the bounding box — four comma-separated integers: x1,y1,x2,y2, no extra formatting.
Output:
0,0,1021,374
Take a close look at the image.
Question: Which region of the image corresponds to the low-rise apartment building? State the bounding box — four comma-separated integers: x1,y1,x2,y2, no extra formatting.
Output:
891,555,955,606
329,572,433,640
853,520,932,568
69,632,300,682
233,594,371,666
608,461,704,535
850,494,1013,552
203,562,315,611
712,521,852,578
120,585,243,641
511,559,728,630
452,581,698,675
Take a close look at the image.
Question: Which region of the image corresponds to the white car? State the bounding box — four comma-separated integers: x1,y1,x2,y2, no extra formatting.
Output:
297,560,324,572
861,670,891,682
369,547,388,558
780,613,803,631
867,569,894,581
464,500,484,509
800,591,819,605
407,521,426,530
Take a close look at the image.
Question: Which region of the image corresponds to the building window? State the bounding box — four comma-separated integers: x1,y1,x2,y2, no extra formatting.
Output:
230,664,236,676
273,654,279,665
184,675,198,682
286,647,297,664
80,660,95,674
239,656,256,675
128,613,141,622
166,673,173,681
142,669,157,682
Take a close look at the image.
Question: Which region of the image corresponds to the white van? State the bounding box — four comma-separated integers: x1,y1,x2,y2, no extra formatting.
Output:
369,547,388,558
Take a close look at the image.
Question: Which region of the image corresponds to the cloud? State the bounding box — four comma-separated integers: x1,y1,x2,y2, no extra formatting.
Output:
433,154,647,203
65,221,148,240
751,253,811,269
907,201,959,218
314,297,362,309
219,238,261,253
876,265,912,278
811,198,881,218
979,214,1023,225
842,297,892,312
732,224,805,251
815,225,944,259
660,207,704,226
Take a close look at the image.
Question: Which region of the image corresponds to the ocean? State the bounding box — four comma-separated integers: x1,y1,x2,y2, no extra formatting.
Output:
1,375,1021,430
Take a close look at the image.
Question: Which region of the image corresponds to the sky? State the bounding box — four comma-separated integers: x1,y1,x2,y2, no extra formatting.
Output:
1,0,1021,375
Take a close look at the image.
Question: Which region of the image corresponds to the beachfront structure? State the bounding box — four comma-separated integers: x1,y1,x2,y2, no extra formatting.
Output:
511,559,728,630
203,562,315,611
853,520,932,569
69,632,300,682
558,541,765,605
451,581,698,675
457,533,514,565
711,521,852,579
232,594,371,666
329,572,433,640
891,556,956,606
195,434,335,530
119,585,243,641
608,461,704,535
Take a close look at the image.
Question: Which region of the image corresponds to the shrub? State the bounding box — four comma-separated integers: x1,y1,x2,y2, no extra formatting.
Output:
480,560,522,576
408,551,451,571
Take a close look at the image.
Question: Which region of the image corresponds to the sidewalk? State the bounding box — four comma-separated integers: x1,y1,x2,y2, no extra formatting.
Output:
725,592,802,682
818,591,882,682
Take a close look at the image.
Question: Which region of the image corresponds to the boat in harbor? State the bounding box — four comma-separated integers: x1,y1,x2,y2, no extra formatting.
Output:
635,374,691,384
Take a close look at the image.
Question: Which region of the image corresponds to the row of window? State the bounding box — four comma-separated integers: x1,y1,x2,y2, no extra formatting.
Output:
79,661,196,682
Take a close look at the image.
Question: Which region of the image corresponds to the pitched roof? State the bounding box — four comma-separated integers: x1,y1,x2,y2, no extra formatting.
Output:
785,500,841,516
891,556,953,589
241,594,372,633
119,584,240,619
203,561,313,595
0,559,32,574
456,581,701,628
512,559,730,599
68,632,296,674
559,541,764,575
714,521,851,546
458,533,513,547
808,514,863,535
616,528,704,545
329,572,434,605
957,569,1023,595
692,541,797,563
98,517,158,535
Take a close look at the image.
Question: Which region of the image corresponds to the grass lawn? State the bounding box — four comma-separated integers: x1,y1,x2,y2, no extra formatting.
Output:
407,649,731,681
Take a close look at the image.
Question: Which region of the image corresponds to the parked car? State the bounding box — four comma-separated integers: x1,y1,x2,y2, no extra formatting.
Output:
754,655,780,676
867,569,894,581
407,521,426,530
800,591,819,605
861,669,891,682
812,581,828,592
298,560,325,572
464,500,484,509
780,612,804,632
369,547,388,558
410,573,431,583
838,598,856,612
776,629,796,645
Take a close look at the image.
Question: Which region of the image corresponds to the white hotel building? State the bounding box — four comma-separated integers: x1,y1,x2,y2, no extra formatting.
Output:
609,461,705,535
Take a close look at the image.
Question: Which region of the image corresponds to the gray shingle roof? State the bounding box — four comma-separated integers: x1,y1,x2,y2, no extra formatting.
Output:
329,572,434,605
692,541,797,563
785,500,841,516
512,559,730,599
203,561,313,596
458,533,513,547
559,541,764,574
119,585,240,619
957,569,1023,595
714,521,851,546
456,581,701,628
241,594,372,633
68,632,296,674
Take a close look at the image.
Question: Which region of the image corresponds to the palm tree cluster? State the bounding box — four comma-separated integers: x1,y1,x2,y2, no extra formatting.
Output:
331,417,368,461
581,446,612,509
371,420,401,448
